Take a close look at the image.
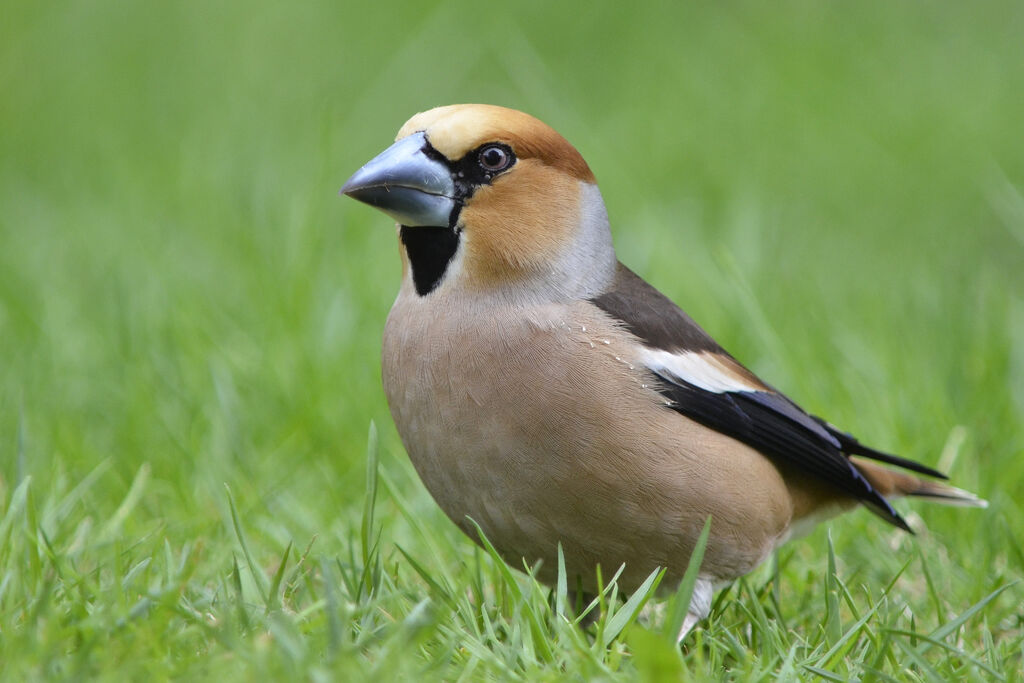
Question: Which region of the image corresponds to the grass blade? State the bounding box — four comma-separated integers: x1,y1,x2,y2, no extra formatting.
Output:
555,543,568,620
266,541,292,614
467,518,554,663
602,566,664,647
663,516,711,642
224,484,268,603
360,422,381,599
919,582,1017,654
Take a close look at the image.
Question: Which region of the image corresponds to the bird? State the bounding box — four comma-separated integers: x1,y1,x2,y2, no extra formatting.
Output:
340,104,986,636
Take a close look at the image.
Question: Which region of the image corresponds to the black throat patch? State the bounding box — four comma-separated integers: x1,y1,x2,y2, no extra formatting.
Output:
398,140,515,296
400,225,460,296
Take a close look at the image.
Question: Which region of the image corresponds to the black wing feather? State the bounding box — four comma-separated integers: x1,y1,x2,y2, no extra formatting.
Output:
653,373,909,530
811,417,948,480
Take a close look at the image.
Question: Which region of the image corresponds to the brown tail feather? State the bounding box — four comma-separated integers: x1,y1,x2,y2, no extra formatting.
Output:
852,458,988,508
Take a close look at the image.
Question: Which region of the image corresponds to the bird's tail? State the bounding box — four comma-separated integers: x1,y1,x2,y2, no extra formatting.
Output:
852,457,988,508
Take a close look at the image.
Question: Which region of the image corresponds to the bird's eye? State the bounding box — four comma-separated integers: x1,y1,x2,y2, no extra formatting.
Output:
478,145,514,173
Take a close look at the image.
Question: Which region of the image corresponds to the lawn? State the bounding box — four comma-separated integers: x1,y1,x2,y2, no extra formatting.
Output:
1,1,1022,679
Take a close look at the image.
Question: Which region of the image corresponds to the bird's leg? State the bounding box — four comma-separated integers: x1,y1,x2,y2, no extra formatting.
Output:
635,575,714,642
677,577,714,642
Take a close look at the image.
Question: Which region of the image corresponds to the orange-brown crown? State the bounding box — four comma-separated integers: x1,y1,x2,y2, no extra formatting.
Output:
397,104,595,183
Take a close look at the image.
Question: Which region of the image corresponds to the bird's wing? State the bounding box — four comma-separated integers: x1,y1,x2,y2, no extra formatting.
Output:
590,263,942,530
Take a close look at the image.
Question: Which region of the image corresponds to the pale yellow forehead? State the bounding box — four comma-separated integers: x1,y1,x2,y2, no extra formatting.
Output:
395,104,595,183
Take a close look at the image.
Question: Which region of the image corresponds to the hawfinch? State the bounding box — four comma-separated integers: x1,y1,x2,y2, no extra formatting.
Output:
341,104,985,634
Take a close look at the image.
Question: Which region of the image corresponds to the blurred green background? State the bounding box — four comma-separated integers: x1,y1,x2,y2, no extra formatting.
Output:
1,0,1022,678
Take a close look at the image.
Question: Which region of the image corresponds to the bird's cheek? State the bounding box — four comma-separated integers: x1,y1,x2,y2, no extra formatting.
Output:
458,163,581,287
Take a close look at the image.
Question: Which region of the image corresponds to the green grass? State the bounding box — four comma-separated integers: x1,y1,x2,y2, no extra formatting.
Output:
2,0,1023,679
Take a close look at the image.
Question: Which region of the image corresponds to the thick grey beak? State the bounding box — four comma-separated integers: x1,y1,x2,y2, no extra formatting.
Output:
340,131,455,227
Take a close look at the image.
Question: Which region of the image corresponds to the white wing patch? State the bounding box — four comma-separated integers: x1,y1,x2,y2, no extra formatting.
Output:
640,349,764,394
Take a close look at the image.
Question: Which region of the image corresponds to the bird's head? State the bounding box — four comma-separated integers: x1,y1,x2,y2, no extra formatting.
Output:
342,104,616,300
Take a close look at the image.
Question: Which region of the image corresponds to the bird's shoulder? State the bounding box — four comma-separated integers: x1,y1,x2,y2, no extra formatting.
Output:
590,263,727,355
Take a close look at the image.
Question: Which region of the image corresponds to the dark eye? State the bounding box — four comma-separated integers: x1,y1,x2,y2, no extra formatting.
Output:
478,144,514,173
